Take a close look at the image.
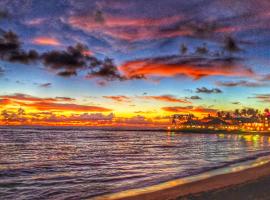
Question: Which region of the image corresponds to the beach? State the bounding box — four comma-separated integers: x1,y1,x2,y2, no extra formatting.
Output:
177,174,270,200
177,161,270,200
92,157,270,200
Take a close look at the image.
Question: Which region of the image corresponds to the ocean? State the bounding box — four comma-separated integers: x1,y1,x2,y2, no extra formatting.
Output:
1,127,270,199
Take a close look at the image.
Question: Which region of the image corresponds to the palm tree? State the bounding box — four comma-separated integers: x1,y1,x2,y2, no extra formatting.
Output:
241,109,247,117
234,109,240,117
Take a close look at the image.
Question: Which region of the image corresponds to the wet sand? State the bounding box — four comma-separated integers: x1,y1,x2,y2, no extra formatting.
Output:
92,157,270,200
177,174,270,200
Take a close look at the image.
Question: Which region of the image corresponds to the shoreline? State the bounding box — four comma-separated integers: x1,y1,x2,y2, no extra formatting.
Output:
91,155,270,200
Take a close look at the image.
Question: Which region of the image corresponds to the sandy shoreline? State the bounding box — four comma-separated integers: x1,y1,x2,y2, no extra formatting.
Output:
91,156,270,200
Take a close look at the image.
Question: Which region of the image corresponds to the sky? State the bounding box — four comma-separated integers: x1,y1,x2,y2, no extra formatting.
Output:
0,0,270,126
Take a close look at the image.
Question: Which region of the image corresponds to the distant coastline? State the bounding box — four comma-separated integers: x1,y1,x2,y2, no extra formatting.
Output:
167,127,270,135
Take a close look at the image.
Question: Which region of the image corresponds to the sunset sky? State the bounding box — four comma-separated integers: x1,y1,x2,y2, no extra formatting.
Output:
0,0,270,126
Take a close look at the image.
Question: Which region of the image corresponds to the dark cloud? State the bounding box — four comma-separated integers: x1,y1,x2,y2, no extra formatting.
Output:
0,9,10,20
216,80,266,87
189,95,202,100
180,44,188,55
0,30,127,81
8,49,39,64
86,58,125,81
232,101,240,105
42,43,88,74
0,31,20,55
196,87,222,94
57,70,77,77
39,83,52,88
0,31,39,64
223,36,241,53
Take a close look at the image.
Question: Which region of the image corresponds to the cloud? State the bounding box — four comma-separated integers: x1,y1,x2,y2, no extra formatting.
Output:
189,95,202,100
67,14,184,42
115,115,154,125
143,95,190,103
260,74,270,81
196,87,222,94
0,93,111,112
39,83,52,88
65,113,114,122
0,98,11,107
162,106,217,114
42,43,88,76
0,9,9,20
0,31,39,64
57,70,77,77
119,55,254,80
0,66,5,76
103,95,131,103
32,37,61,46
250,94,270,103
0,108,114,125
24,18,46,26
216,80,266,87
0,27,256,84
41,44,125,80
232,101,240,105
0,29,126,81
0,93,60,103
86,57,125,81
23,102,111,112
64,0,270,47
54,97,75,102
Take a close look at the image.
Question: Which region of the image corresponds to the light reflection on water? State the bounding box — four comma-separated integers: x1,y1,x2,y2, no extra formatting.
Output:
1,127,270,199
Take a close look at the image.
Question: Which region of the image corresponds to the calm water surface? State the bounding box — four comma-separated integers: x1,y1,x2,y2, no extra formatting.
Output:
1,127,270,199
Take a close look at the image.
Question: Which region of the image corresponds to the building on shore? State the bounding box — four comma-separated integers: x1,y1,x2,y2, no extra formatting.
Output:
168,109,270,132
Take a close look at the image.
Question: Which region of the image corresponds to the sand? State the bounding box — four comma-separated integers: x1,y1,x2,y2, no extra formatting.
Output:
177,174,270,200
91,156,270,200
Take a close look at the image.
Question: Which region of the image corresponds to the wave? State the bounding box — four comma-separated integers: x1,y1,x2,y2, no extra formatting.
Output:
92,153,270,200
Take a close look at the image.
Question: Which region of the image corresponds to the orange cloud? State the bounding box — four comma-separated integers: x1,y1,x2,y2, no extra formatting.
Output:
32,37,61,46
103,95,131,103
0,93,67,103
22,102,111,112
67,14,188,41
0,93,111,112
162,106,217,115
143,95,190,103
68,14,181,29
0,99,11,107
119,56,255,80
